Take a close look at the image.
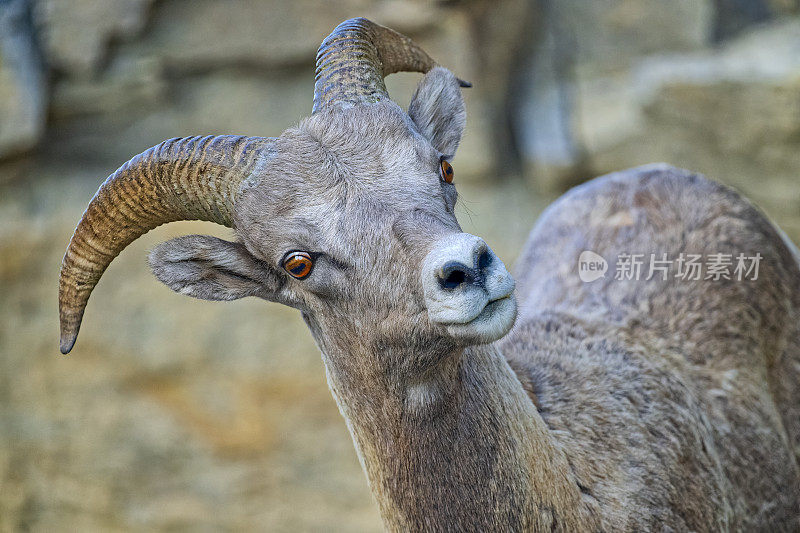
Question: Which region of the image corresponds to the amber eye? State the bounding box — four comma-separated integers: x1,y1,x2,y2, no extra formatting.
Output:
283,251,314,279
440,159,454,183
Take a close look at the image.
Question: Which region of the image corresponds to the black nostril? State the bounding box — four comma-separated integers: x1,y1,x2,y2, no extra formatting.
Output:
439,261,473,289
477,249,492,271
444,270,466,288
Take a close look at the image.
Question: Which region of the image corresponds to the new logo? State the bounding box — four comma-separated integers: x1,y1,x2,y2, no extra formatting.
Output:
578,250,608,282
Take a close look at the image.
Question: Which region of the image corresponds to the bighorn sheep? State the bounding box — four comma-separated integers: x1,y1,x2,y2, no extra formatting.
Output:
59,18,800,531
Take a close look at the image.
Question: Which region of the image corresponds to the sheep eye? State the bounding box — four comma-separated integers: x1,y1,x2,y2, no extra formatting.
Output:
283,251,314,279
440,159,454,184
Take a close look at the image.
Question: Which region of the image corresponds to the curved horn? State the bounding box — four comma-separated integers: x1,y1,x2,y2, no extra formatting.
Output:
58,135,273,354
313,17,451,113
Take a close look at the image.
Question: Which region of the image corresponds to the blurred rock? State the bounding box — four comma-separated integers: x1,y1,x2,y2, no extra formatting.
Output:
515,0,585,190
578,18,800,240
50,55,165,119
119,0,441,73
557,0,714,76
46,68,313,164
513,0,714,190
41,0,492,178
713,0,800,40
462,0,538,177
516,3,800,234
36,0,154,75
0,0,46,160
713,0,772,41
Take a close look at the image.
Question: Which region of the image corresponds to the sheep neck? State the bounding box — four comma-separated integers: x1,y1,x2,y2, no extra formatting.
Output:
316,336,585,531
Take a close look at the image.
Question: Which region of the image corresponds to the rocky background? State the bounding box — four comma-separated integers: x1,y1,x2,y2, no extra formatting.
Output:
1,0,799,530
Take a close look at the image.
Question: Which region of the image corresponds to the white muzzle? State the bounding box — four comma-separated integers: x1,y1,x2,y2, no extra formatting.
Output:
421,233,517,343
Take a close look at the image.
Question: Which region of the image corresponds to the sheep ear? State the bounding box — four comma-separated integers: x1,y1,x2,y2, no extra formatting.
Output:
148,235,280,301
408,66,467,156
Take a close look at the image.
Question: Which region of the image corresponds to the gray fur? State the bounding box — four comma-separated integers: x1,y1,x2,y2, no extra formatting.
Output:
408,67,466,156
146,68,800,531
149,235,282,301
507,164,800,530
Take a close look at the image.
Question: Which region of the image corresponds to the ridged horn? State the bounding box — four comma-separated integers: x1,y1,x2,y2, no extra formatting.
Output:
58,135,273,354
313,17,469,113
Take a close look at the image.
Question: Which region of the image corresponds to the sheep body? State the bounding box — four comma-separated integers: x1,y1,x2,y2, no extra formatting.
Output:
506,164,800,530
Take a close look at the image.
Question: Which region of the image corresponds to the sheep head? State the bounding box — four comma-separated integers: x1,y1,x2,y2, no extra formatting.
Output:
58,18,516,374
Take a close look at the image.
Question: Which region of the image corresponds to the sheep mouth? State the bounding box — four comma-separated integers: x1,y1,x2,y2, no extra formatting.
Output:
440,294,518,343
455,294,510,324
